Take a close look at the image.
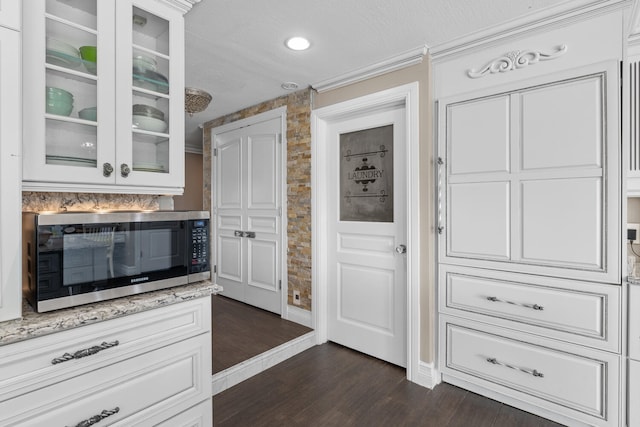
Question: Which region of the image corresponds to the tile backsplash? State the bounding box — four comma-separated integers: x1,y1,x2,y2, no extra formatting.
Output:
22,192,161,212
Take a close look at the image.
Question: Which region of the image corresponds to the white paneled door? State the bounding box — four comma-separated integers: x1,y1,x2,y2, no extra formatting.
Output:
214,117,282,314
327,106,407,367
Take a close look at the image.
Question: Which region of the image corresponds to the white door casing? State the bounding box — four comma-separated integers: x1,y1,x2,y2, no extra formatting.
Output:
212,109,286,315
326,107,407,367
312,83,423,382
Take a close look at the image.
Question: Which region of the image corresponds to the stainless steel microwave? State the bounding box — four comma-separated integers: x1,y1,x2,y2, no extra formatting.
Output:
23,211,210,313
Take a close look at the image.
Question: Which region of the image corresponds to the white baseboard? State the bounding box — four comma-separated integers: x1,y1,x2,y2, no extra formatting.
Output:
411,361,440,389
284,304,313,328
212,331,316,395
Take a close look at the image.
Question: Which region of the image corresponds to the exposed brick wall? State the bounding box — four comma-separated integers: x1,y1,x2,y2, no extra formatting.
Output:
202,89,312,311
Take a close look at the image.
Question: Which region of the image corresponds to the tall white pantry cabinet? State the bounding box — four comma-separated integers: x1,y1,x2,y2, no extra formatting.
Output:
0,1,22,322
434,5,627,427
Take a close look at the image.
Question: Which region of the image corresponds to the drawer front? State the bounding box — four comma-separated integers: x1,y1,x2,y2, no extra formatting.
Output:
0,333,210,427
630,284,640,361
441,316,619,426
0,297,210,399
630,360,640,427
152,400,213,427
439,265,621,352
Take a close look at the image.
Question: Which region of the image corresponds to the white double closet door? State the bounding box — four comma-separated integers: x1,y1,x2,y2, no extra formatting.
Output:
214,117,282,314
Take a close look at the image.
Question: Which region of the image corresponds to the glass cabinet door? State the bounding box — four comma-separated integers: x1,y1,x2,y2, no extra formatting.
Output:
115,0,184,188
23,0,116,185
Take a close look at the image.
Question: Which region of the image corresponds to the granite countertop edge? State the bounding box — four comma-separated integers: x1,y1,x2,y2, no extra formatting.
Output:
0,281,222,346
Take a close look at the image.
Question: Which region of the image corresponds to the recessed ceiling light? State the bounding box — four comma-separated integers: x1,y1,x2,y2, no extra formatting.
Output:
281,82,299,90
285,36,310,51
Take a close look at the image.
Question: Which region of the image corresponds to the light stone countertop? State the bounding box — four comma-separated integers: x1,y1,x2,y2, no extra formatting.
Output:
0,281,222,346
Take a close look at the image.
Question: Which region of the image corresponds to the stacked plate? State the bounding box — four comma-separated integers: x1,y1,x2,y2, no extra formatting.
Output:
46,37,82,69
132,69,169,94
132,104,167,133
132,162,165,172
46,155,97,167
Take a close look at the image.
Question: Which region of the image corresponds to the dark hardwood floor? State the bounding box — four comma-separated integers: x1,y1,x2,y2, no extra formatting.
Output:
212,295,312,373
213,342,565,427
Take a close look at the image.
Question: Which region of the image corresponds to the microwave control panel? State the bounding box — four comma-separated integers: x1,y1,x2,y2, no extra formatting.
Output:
189,219,209,273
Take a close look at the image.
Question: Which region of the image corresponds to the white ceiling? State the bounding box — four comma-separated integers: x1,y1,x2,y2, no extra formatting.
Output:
183,0,590,150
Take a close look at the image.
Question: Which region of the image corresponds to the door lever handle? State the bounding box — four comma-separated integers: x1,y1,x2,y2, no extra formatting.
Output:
234,230,244,237
244,231,256,239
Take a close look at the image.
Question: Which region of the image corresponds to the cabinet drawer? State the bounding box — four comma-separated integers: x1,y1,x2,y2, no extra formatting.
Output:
0,297,210,399
439,265,621,352
0,333,210,427
630,284,640,361
630,360,640,427
440,316,620,426
153,400,213,427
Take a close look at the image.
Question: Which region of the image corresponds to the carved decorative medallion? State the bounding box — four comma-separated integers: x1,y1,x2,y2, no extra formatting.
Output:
467,44,568,79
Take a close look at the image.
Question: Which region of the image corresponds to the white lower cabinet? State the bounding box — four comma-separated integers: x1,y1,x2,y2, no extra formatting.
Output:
156,400,213,427
630,360,640,427
0,297,212,426
440,315,620,427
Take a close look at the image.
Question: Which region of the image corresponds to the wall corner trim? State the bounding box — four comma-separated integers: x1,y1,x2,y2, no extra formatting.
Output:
412,361,440,389
311,45,428,93
285,305,313,328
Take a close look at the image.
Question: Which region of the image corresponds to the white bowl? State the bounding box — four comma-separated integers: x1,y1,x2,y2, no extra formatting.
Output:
132,115,167,133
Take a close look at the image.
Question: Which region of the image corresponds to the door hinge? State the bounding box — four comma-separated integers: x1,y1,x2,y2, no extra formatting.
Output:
278,133,282,144
279,280,282,290
213,148,218,156
277,206,282,217
213,265,217,274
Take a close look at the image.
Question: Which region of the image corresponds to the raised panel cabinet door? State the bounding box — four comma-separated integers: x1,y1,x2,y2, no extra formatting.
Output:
520,76,603,171
448,181,510,259
438,62,619,282
447,95,511,175
520,178,603,269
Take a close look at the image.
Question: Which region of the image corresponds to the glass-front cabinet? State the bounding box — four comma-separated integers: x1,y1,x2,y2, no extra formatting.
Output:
23,0,186,194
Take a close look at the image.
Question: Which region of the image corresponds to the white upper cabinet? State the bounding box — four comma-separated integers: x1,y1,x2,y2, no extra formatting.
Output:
439,61,620,284
22,0,186,194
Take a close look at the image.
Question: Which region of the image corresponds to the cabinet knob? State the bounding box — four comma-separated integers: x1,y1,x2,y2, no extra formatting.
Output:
103,163,113,177
120,163,131,178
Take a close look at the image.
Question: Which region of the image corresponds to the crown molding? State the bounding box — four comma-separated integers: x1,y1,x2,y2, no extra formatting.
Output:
185,143,203,155
629,0,640,41
161,0,201,14
430,0,630,62
311,45,428,93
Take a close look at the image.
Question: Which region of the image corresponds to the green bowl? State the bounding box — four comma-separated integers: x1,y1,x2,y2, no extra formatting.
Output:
46,86,73,102
78,107,97,121
46,99,73,116
79,46,97,74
